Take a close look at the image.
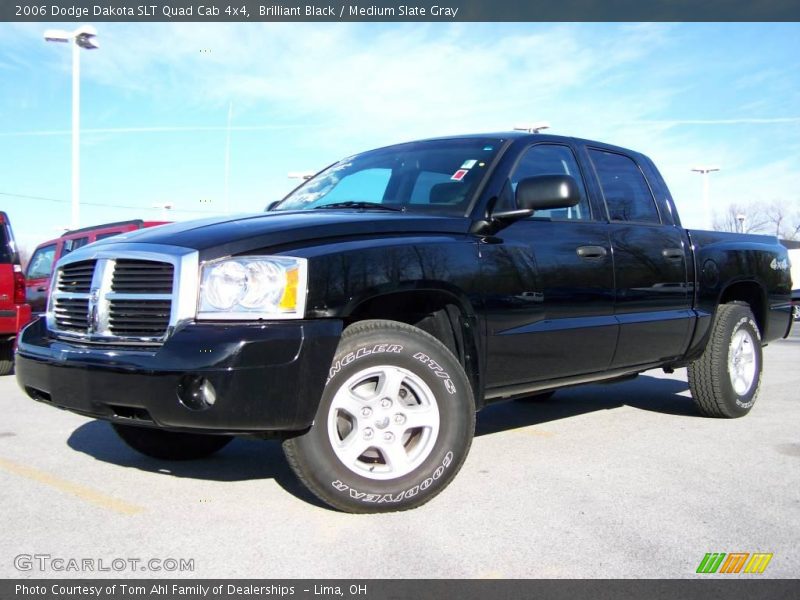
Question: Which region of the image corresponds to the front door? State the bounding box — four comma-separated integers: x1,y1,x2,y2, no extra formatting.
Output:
483,143,617,391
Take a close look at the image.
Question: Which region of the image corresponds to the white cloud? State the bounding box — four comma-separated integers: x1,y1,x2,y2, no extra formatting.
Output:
2,22,798,233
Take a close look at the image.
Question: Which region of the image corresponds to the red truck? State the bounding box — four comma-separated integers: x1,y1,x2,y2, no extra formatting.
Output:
25,219,169,317
0,211,31,375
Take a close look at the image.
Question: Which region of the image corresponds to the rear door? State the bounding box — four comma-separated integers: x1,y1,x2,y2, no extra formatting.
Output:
25,242,57,315
483,142,617,389
586,148,693,367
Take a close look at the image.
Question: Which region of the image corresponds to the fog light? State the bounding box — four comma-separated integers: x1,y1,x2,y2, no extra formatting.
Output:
177,375,217,411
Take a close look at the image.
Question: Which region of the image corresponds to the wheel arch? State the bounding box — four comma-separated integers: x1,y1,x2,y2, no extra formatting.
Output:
341,286,484,408
718,279,767,336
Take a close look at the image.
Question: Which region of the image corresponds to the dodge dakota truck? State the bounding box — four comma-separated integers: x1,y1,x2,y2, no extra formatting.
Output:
15,133,794,512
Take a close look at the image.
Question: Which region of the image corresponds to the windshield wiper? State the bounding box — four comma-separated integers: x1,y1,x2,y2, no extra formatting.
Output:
313,201,403,212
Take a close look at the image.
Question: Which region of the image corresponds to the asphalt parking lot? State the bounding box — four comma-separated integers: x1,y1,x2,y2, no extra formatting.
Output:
1,327,798,579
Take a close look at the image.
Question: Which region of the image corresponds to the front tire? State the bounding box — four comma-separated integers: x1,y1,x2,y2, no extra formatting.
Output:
688,303,763,418
283,319,475,513
112,423,233,460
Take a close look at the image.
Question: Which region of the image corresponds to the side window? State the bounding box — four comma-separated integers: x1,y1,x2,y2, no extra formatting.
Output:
26,244,57,279
589,149,660,223
62,236,89,257
0,223,12,263
510,144,591,220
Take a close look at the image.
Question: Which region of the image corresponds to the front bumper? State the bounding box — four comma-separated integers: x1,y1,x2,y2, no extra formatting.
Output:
15,317,342,433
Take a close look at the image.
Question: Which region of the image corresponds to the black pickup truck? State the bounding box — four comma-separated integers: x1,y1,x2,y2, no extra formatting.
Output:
16,133,794,512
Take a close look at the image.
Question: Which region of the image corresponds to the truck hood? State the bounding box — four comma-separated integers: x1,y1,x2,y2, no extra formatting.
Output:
92,210,473,258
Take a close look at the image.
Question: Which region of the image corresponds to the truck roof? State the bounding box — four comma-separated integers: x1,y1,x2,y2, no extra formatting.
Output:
392,131,648,159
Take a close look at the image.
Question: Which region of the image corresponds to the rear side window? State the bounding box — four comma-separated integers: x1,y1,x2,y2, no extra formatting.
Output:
589,149,660,224
511,144,592,220
26,244,57,279
62,236,90,257
0,222,11,263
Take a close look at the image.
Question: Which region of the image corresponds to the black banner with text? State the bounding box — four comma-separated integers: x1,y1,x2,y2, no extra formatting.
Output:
4,579,800,600
3,0,800,22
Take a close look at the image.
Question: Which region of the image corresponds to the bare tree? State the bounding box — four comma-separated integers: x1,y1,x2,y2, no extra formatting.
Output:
713,202,769,234
763,200,800,240
714,200,800,239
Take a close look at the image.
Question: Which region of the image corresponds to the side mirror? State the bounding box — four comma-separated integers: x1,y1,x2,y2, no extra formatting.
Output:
265,201,280,211
516,174,581,212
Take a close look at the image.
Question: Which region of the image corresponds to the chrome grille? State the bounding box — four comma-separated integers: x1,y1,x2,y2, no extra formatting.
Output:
109,299,172,337
112,259,174,294
48,257,176,345
54,298,90,331
58,260,96,293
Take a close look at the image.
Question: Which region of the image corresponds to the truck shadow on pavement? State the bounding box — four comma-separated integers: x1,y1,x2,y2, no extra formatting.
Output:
66,373,693,507
476,374,695,437
67,423,330,508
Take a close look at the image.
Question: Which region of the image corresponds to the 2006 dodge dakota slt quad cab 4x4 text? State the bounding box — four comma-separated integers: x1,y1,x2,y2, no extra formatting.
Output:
16,133,793,512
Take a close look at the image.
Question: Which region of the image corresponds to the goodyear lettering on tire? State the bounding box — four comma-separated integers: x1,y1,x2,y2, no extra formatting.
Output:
330,451,454,503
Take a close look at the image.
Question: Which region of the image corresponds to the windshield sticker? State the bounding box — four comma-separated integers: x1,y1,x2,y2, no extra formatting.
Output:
478,162,486,167
483,146,494,151
451,169,468,181
460,159,477,170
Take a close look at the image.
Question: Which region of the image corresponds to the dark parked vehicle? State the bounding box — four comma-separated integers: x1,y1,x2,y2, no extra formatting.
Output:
0,211,31,375
16,133,793,512
25,219,169,317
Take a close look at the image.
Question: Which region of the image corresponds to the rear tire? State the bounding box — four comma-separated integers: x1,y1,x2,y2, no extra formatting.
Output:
688,303,762,418
283,319,475,513
112,423,233,460
0,341,13,376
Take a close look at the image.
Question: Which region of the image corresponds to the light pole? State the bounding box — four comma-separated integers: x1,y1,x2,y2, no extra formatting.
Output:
691,165,720,230
736,213,746,233
44,25,99,230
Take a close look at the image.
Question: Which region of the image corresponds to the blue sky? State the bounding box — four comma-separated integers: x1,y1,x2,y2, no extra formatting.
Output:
0,22,798,252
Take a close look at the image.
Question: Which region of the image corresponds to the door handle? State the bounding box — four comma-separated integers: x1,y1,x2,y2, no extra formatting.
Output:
576,246,608,259
662,248,684,260
36,286,47,292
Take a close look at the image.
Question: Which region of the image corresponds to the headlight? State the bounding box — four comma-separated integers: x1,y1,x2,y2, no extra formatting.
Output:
197,256,307,320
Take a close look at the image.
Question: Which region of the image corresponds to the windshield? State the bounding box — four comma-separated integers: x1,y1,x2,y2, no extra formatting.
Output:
273,137,504,216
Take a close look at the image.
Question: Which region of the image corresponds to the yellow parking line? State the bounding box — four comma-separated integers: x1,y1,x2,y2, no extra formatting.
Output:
0,456,144,516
